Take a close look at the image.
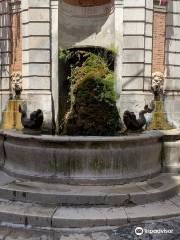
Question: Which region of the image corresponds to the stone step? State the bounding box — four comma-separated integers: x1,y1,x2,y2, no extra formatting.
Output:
0,171,180,206
0,195,180,229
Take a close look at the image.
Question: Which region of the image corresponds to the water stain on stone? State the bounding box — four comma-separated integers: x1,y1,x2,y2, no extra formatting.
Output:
148,182,163,189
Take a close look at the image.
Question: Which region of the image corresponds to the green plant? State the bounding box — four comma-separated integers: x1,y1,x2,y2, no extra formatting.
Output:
107,44,118,55
62,53,121,136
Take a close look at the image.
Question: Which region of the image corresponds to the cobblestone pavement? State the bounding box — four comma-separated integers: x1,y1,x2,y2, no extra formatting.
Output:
1,217,180,240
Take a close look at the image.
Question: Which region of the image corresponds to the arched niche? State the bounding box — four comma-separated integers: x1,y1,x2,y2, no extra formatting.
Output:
59,0,115,49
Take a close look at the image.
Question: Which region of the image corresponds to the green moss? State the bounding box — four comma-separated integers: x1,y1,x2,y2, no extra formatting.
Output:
48,160,56,171
107,44,118,55
148,101,173,130
69,53,115,104
90,157,111,173
59,49,67,62
56,158,83,173
59,50,121,136
63,76,120,136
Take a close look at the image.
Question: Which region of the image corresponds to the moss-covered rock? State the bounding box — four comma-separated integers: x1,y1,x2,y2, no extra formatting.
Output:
61,53,121,136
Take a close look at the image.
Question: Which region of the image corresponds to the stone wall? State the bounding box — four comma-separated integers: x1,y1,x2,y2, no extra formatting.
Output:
0,0,11,123
118,0,180,128
21,0,52,129
165,0,180,127
0,0,180,130
115,0,123,98
118,0,153,118
58,0,115,48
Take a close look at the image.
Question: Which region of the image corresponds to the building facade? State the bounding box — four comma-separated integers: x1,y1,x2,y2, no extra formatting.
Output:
0,0,179,130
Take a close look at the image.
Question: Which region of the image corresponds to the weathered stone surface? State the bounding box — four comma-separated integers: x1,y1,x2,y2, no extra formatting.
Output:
59,1,114,49
0,171,15,186
1,131,162,185
60,235,91,240
125,200,180,223
0,132,4,166
52,206,127,228
1,216,180,240
0,200,55,228
162,128,180,171
0,226,53,240
92,232,110,240
0,171,179,207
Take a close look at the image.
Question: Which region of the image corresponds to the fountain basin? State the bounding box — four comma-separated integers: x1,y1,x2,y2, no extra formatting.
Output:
162,129,180,173
0,130,163,185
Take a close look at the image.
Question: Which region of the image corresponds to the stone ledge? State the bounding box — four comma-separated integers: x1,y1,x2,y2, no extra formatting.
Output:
0,171,179,207
0,194,180,228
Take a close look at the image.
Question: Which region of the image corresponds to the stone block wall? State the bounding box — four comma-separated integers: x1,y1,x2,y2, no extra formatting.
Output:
0,0,11,123
21,0,53,129
118,0,180,127
0,0,180,130
58,0,115,48
165,0,180,127
122,0,153,91
144,0,153,91
118,0,153,118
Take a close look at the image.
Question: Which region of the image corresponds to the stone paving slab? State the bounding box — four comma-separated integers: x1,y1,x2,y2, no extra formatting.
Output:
0,200,56,228
0,171,15,186
136,173,180,193
51,195,180,228
52,207,127,228
1,216,180,240
1,194,180,229
125,200,180,223
0,227,53,240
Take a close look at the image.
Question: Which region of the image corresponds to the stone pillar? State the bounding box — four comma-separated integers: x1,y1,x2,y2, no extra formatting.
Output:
21,0,52,129
165,0,180,127
144,0,153,91
119,0,153,116
0,0,11,124
115,0,123,106
51,0,59,129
